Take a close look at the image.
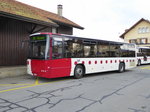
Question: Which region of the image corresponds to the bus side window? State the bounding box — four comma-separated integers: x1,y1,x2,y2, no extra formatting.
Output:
82,40,97,57
109,43,120,57
72,43,83,57
84,45,90,57
52,37,63,59
147,49,150,56
90,44,97,57
71,39,83,58
64,38,83,58
120,44,129,57
64,38,73,58
119,44,135,57
97,42,109,57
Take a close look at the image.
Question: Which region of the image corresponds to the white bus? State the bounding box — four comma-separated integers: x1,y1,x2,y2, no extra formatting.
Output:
27,33,137,79
137,47,150,66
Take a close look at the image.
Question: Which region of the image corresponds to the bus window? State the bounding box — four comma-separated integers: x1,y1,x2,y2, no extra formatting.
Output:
120,44,129,57
147,49,150,56
83,42,96,57
83,40,97,57
52,37,63,59
137,47,150,57
90,43,97,57
84,45,90,57
109,43,120,57
144,49,150,56
137,48,142,56
31,42,46,58
97,41,109,57
120,44,135,57
64,38,73,58
64,38,83,58
72,43,83,57
29,34,50,59
72,39,83,58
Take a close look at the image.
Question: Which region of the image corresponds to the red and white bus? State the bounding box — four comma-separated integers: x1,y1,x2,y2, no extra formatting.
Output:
137,47,150,66
27,33,137,78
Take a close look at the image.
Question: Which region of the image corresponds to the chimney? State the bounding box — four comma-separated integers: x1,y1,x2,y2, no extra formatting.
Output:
57,4,63,16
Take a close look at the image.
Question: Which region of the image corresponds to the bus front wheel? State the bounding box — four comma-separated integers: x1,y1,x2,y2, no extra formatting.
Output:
118,63,125,73
74,65,84,79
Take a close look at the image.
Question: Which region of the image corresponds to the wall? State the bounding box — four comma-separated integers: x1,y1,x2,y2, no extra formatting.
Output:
124,21,150,47
0,17,30,66
57,25,73,35
0,16,73,66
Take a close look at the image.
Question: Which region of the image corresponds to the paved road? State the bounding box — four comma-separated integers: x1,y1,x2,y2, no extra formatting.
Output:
0,65,150,112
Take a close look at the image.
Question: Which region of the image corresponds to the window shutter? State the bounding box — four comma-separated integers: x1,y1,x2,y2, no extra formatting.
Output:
129,40,131,43
146,38,148,43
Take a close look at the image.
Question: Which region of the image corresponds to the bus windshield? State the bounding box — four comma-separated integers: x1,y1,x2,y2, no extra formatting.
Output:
28,34,50,59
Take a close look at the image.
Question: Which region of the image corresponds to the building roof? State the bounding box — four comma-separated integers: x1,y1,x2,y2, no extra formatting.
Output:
0,0,84,29
120,18,150,39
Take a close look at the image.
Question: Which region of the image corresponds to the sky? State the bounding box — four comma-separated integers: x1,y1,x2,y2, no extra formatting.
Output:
17,0,150,42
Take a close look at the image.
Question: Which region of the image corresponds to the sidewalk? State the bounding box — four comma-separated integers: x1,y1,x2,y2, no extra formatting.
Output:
0,66,27,78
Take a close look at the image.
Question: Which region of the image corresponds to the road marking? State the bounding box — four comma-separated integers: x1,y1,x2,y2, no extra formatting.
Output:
0,85,35,93
140,66,150,69
35,77,39,85
0,77,39,93
0,77,39,86
0,84,32,86
0,77,68,93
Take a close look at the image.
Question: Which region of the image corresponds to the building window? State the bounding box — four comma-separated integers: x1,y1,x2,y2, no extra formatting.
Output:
138,28,142,33
138,27,150,33
146,27,150,32
139,38,147,44
129,39,137,44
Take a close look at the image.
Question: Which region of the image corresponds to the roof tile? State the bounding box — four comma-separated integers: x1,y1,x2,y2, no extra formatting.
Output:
0,0,84,29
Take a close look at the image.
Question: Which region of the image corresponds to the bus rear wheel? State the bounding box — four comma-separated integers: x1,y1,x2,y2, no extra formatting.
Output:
74,65,84,79
118,63,125,73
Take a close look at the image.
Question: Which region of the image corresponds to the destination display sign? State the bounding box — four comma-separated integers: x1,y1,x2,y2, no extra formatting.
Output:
31,36,46,40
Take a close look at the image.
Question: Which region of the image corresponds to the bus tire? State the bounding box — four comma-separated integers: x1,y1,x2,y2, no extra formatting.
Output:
137,59,141,66
74,65,84,79
118,62,125,73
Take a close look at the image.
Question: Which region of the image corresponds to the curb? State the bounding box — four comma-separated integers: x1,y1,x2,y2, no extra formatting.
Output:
0,66,27,78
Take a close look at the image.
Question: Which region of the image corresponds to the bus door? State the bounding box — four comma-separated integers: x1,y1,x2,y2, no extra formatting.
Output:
50,36,71,77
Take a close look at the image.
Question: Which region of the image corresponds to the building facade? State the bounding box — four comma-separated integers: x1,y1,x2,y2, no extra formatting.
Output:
0,0,84,66
120,18,150,48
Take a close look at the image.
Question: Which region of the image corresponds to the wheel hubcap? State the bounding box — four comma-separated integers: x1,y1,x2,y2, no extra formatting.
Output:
76,68,83,75
121,66,123,71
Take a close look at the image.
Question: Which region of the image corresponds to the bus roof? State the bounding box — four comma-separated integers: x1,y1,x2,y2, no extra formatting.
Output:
30,32,135,45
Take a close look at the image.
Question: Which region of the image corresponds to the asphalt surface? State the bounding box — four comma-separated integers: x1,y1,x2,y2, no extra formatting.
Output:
0,65,150,112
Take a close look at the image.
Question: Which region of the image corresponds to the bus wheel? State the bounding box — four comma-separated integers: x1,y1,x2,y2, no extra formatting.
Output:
118,63,125,73
137,60,141,66
74,65,84,79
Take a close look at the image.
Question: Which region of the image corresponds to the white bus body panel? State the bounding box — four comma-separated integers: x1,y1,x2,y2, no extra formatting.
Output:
137,57,150,64
70,58,136,76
